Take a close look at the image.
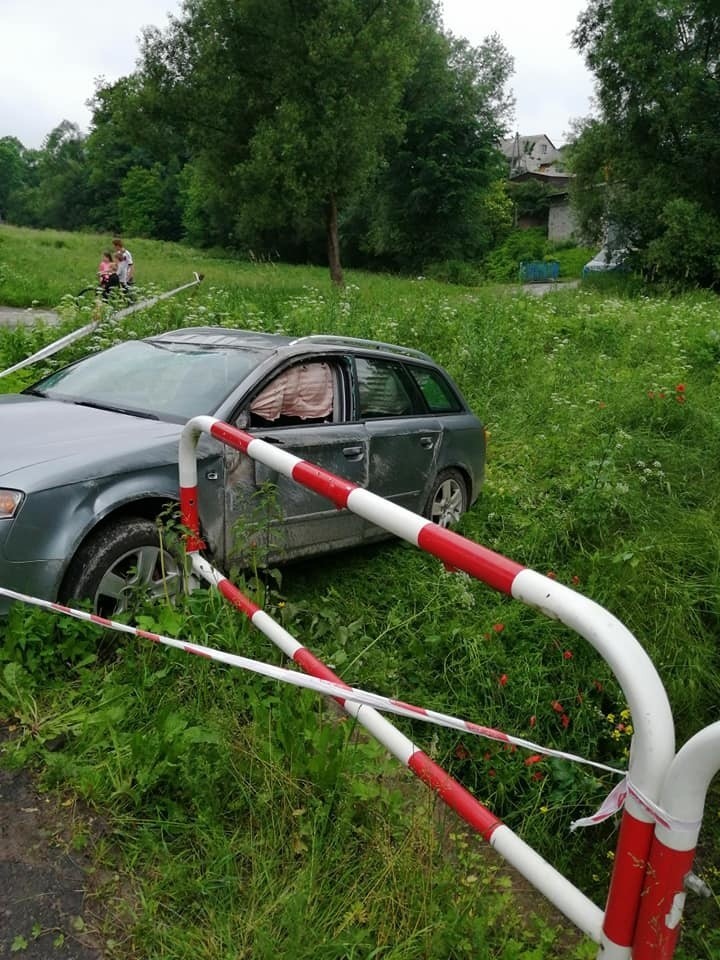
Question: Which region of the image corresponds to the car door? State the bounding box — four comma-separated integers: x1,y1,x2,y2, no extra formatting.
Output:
223,356,369,564
354,355,442,524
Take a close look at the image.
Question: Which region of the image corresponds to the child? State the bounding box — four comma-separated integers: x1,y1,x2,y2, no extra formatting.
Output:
97,251,119,299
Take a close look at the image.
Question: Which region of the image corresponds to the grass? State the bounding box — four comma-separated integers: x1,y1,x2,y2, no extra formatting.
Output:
1,223,719,958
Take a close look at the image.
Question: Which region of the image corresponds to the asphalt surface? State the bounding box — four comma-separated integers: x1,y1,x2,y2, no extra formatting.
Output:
0,306,60,327
0,747,103,959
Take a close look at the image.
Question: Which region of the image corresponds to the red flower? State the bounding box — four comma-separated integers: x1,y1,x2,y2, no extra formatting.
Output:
561,713,571,729
529,715,536,728
676,383,685,392
563,650,573,660
593,679,604,692
571,575,580,586
659,392,666,399
499,673,508,686
524,754,543,766
483,751,492,761
531,771,544,781
492,622,505,633
488,769,496,777
546,570,557,580
551,700,564,713
454,742,471,760
676,394,685,404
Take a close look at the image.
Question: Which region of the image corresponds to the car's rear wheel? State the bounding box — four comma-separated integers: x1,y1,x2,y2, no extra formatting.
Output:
424,469,468,528
62,518,187,617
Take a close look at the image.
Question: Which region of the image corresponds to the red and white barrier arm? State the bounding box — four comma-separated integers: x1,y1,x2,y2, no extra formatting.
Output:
180,416,677,959
632,721,720,960
191,554,605,941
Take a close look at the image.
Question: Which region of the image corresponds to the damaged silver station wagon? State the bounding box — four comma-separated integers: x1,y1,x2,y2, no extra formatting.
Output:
0,328,486,616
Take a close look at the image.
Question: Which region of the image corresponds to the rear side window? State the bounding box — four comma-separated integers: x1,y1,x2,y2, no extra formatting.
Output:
355,357,414,418
407,365,463,413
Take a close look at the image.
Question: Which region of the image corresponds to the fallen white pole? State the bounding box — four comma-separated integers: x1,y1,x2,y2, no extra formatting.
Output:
0,272,203,380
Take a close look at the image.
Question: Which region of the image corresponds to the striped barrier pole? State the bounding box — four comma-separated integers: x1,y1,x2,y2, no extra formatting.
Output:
632,722,720,959
188,553,604,940
179,416,676,958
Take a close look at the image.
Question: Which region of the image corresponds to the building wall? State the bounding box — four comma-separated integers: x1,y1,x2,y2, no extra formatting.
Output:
548,201,578,242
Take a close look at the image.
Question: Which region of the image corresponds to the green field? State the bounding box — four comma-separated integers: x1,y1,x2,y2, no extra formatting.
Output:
1,224,718,958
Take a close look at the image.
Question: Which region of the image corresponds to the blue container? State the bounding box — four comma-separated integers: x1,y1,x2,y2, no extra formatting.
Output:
519,260,560,283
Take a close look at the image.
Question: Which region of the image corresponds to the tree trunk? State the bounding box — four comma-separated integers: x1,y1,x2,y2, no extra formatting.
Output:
325,192,344,287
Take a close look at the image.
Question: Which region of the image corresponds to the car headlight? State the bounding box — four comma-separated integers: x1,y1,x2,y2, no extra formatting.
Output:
0,490,24,519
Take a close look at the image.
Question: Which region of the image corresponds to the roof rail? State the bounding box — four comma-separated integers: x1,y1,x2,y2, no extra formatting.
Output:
288,334,433,362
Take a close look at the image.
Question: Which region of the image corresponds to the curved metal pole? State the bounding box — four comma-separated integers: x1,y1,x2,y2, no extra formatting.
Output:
633,721,720,959
179,415,676,957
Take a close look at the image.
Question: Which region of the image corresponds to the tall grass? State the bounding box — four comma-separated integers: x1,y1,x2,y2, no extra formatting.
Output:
1,225,719,958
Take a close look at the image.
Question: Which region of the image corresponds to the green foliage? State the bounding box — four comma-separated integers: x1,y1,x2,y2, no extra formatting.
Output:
347,24,514,270
571,2,720,287
2,230,720,958
483,227,548,281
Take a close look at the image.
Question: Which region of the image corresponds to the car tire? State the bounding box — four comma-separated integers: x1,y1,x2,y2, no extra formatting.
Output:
424,469,468,528
62,517,188,617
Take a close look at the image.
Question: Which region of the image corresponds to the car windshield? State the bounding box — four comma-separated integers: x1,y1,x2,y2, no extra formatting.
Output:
27,340,266,420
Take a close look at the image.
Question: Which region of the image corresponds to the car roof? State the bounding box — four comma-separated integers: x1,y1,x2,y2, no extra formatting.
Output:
148,327,434,363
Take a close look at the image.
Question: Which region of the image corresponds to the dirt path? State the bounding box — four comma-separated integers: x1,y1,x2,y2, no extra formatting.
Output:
0,740,105,959
0,306,60,327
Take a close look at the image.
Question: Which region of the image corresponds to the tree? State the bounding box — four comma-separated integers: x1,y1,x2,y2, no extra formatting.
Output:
32,122,93,231
139,0,424,284
571,1,720,285
0,137,29,220
348,21,514,270
86,76,187,237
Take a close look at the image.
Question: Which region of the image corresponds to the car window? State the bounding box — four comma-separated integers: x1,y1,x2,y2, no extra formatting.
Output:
28,340,266,421
406,365,462,414
248,361,336,427
355,357,415,418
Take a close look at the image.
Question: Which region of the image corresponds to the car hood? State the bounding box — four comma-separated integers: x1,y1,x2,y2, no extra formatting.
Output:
0,395,184,489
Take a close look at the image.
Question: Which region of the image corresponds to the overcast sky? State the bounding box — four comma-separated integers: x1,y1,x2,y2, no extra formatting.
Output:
0,0,595,150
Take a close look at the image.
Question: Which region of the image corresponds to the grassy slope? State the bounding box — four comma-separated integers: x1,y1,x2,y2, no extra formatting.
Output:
1,225,719,958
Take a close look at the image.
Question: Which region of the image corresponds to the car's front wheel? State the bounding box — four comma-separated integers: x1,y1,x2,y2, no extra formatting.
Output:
62,518,187,617
424,469,468,528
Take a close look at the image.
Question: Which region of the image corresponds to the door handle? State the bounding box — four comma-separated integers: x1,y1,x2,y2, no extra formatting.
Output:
342,445,364,460
420,436,435,449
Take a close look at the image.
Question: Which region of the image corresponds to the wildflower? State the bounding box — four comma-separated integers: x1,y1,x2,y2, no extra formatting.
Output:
546,570,557,580
540,805,549,814
483,751,492,761
561,714,571,729
647,391,655,399
529,715,536,728
492,622,505,633
659,392,666,399
676,383,685,392
531,771,544,781
454,742,471,760
593,680,604,692
676,394,685,404
488,769,496,777
499,673,508,686
551,700,564,713
563,650,573,660
571,575,580,586
524,754,543,766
